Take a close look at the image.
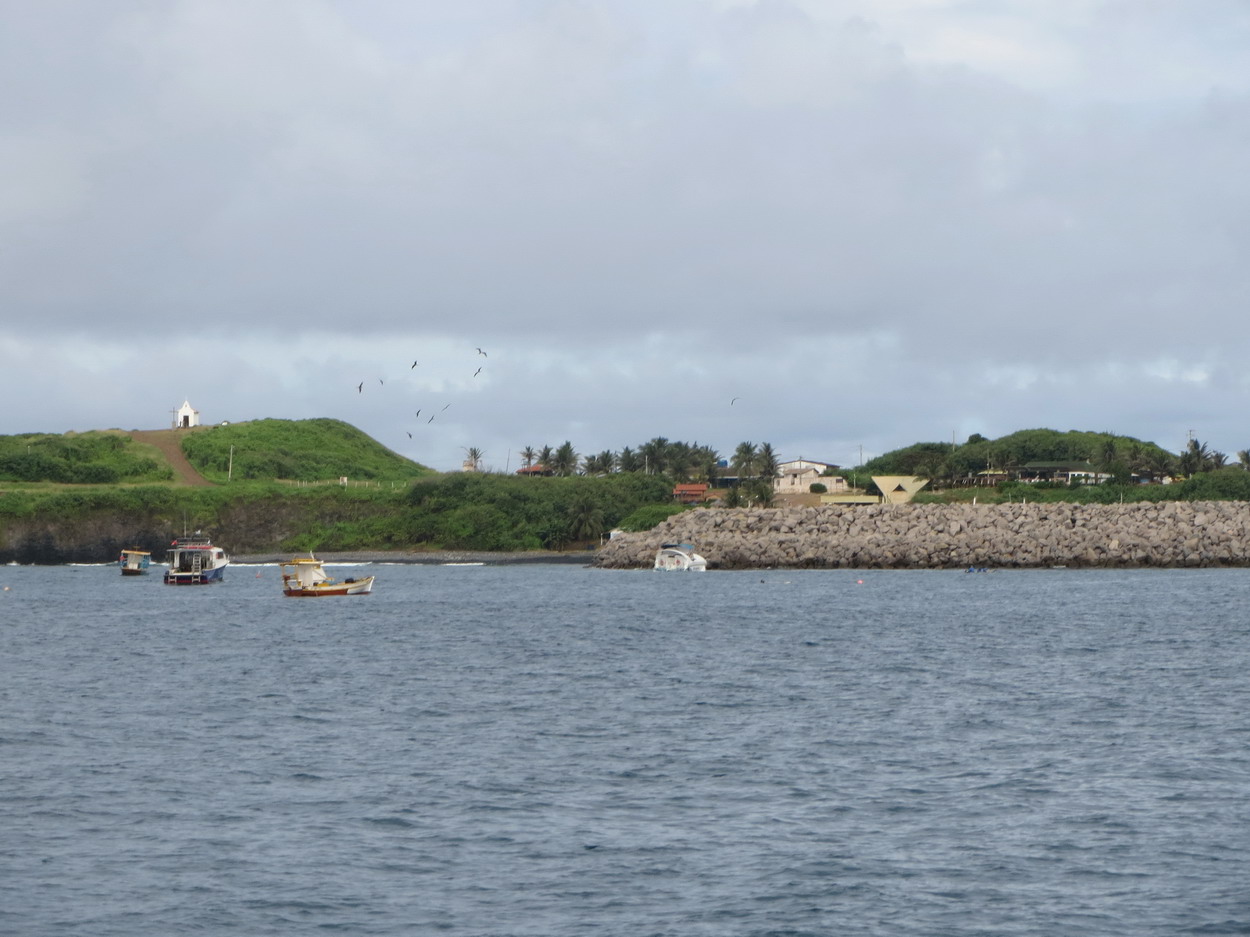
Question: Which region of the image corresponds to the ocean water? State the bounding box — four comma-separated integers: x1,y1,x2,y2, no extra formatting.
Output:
1,562,1247,937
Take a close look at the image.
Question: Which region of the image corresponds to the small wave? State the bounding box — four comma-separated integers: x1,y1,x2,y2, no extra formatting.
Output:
361,815,417,828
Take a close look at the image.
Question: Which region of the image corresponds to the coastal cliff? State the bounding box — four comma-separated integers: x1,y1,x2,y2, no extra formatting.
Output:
595,501,1250,569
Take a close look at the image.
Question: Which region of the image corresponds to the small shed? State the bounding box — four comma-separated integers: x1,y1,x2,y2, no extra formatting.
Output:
172,400,200,429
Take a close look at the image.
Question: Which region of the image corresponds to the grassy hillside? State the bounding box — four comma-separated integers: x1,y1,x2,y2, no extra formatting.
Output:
0,430,173,484
865,428,1175,476
179,418,431,482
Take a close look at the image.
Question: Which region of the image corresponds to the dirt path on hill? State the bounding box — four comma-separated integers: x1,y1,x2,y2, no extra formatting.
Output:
128,430,214,486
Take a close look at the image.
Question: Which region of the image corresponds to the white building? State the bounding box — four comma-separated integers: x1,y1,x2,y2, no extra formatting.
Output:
774,464,848,495
172,400,200,429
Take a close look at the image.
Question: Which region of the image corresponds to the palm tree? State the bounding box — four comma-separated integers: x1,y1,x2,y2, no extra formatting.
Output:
746,479,774,507
550,441,578,476
1147,450,1176,482
1178,438,1211,476
566,491,604,543
538,445,554,471
462,446,484,471
520,446,537,469
617,446,641,473
581,450,615,475
757,442,779,482
1237,450,1250,471
731,441,759,479
639,437,669,475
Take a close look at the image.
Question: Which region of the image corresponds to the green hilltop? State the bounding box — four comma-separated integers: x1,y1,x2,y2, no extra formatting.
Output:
178,418,431,482
0,429,174,484
0,418,431,486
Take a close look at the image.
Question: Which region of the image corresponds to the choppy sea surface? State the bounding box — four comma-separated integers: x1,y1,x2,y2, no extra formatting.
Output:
1,562,1248,936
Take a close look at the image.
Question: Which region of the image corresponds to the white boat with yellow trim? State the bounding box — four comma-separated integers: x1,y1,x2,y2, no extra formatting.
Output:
118,548,151,576
281,556,375,597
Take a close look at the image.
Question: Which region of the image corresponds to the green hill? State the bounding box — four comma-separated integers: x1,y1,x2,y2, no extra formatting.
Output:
0,429,173,484
0,419,430,486
178,418,431,482
864,428,1175,477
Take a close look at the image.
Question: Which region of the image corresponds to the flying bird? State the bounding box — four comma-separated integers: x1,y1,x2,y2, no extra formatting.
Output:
476,347,487,357
410,360,419,369
414,409,421,419
428,415,435,423
378,378,384,385
441,403,450,411
731,397,741,405
406,431,412,439
357,381,363,393
474,367,482,377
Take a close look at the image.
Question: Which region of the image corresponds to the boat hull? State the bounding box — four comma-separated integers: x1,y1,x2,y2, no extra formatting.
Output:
283,575,375,597
164,563,227,585
654,544,708,571
119,549,151,575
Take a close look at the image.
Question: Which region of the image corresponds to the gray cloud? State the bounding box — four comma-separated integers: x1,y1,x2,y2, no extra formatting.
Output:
3,1,1249,469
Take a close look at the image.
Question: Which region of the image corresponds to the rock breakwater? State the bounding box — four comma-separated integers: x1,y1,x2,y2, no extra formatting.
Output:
595,501,1250,569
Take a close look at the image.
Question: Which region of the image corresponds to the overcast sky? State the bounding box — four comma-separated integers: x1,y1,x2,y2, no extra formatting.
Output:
3,1,1249,471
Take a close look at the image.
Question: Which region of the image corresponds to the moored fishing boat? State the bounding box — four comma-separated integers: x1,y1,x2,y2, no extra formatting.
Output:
118,548,151,576
654,542,708,571
164,533,228,584
280,556,375,596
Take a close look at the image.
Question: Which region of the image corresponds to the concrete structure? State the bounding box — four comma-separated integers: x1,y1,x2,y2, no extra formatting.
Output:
172,400,200,429
873,476,930,504
774,465,849,495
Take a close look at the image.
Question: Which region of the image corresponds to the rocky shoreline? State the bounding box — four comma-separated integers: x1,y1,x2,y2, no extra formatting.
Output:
594,501,1250,570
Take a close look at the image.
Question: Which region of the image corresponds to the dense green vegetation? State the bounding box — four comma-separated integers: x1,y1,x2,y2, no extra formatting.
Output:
400,472,675,550
865,429,1178,482
0,431,172,484
0,471,678,557
180,418,430,482
8,419,1250,563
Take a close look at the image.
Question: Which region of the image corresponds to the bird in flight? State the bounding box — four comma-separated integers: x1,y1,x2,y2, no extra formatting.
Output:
414,409,421,419
357,381,363,393
441,403,450,411
410,360,419,369
406,431,412,439
428,414,435,423
731,397,741,405
476,347,487,357
378,378,384,386
474,367,482,377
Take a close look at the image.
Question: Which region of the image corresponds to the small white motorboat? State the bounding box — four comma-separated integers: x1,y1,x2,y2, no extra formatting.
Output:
654,542,708,571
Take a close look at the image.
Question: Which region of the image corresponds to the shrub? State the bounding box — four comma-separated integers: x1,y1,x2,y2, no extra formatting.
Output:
809,482,827,493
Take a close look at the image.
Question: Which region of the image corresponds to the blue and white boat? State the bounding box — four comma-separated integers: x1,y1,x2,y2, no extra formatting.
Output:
164,533,229,585
118,548,151,576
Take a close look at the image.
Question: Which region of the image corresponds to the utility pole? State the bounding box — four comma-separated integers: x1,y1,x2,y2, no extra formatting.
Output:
227,445,234,482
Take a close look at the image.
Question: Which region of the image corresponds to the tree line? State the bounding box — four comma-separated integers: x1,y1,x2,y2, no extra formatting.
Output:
864,429,1246,486
493,437,783,484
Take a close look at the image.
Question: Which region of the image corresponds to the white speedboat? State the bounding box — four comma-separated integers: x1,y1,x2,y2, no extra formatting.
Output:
281,556,375,596
164,533,229,585
654,543,708,571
